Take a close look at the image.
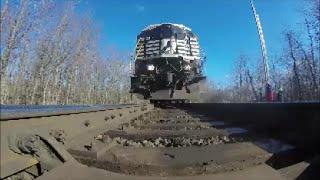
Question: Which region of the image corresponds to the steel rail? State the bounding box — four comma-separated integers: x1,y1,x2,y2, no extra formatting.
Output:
0,104,139,121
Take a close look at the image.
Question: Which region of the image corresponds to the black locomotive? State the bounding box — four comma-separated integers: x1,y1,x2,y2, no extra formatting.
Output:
130,23,205,100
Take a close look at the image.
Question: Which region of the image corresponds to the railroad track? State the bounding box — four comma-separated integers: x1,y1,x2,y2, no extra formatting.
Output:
1,103,319,179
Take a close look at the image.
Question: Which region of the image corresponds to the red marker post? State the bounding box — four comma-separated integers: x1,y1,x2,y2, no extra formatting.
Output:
265,83,273,102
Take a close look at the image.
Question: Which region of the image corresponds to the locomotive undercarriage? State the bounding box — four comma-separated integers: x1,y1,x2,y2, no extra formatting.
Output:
130,57,205,99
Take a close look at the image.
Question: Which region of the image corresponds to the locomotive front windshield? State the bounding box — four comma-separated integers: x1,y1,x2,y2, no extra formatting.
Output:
137,24,195,41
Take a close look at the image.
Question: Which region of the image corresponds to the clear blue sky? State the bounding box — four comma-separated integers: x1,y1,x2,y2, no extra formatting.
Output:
77,0,304,86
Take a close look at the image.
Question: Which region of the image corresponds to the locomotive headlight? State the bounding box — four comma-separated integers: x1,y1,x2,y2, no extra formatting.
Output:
184,65,191,71
147,64,155,71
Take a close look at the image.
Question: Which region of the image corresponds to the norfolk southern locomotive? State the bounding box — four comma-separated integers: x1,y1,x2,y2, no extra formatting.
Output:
130,23,205,100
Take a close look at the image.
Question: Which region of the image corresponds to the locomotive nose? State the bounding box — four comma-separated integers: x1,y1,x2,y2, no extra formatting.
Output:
130,23,206,100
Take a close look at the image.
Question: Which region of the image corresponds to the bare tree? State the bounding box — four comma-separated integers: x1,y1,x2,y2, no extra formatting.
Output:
0,1,135,105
